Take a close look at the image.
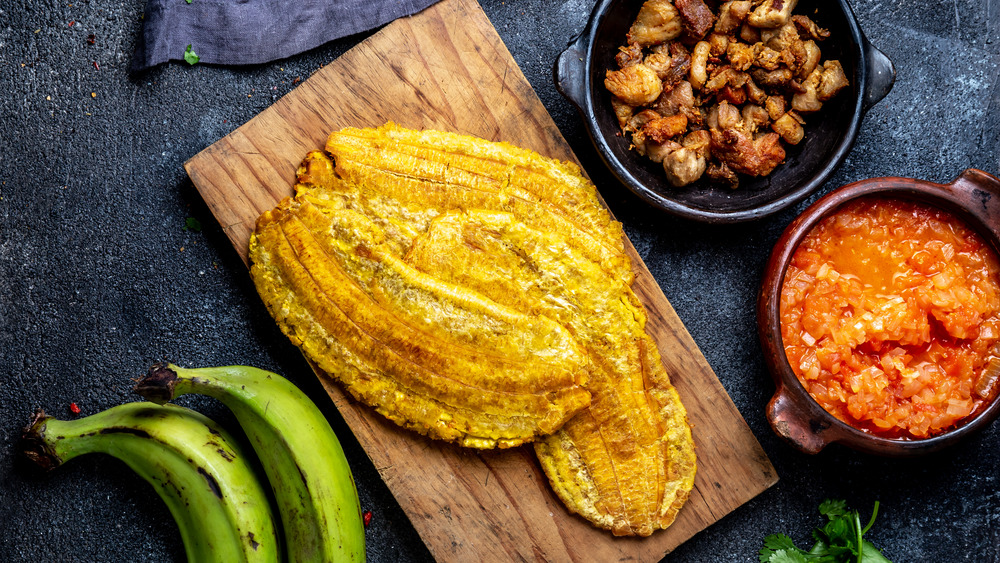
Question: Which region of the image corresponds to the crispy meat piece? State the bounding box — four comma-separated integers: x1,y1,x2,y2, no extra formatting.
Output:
745,76,767,104
749,0,799,29
793,15,831,40
797,39,822,79
689,40,711,89
653,80,701,124
741,104,770,131
643,51,674,80
772,110,805,144
715,100,743,130
706,161,740,188
663,147,707,187
708,32,730,56
754,45,786,71
675,0,716,37
682,129,712,158
727,40,756,71
628,0,683,46
765,94,787,120
710,128,786,176
611,96,635,129
715,0,753,34
643,113,690,143
763,21,801,52
816,60,849,101
717,84,747,104
605,63,664,106
628,108,663,132
644,139,682,163
740,21,761,43
752,67,794,87
792,66,823,112
616,42,644,68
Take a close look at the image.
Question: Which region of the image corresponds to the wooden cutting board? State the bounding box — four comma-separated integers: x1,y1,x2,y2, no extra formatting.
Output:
185,0,778,560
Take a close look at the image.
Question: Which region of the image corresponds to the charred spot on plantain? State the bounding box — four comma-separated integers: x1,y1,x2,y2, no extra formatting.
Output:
216,448,235,462
248,532,259,551
98,426,152,438
197,466,224,499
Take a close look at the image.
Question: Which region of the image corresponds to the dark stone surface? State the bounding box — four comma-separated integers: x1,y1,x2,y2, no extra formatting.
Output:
1,1,998,561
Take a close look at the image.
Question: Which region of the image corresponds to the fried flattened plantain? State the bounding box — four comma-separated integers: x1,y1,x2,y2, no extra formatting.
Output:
250,199,591,449
405,209,696,537
251,123,695,535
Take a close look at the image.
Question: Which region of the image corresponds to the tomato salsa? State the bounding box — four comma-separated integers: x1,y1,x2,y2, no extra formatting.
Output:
780,197,1000,439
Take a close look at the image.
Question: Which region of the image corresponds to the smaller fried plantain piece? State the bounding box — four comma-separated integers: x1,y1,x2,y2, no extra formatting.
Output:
250,198,591,448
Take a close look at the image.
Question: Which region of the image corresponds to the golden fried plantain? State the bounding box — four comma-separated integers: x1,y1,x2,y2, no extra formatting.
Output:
250,199,591,449
250,123,695,535
405,209,695,536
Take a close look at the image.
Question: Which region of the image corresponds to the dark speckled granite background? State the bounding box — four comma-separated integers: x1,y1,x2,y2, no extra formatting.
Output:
1,1,998,561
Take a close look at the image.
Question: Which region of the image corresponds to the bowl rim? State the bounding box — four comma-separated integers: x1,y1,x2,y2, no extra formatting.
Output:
561,0,885,223
757,170,1000,455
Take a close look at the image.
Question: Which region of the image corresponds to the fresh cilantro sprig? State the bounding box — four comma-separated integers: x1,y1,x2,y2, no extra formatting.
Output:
759,500,891,563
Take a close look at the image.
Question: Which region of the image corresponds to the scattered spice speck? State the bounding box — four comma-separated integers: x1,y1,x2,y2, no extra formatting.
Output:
68,20,75,26
69,402,81,415
87,33,96,45
183,44,199,65
363,510,372,527
93,61,100,70
90,92,96,98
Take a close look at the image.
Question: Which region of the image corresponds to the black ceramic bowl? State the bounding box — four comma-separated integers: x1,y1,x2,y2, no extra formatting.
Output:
758,169,1000,455
555,0,896,223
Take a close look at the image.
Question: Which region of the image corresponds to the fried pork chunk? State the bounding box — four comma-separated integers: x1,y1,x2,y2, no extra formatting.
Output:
256,123,697,537
607,0,849,188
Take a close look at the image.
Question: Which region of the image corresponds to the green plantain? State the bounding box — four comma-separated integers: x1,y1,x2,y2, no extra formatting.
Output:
135,363,366,563
20,402,278,562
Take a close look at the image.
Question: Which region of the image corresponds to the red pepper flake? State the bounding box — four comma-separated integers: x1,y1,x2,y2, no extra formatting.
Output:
93,61,100,71
69,402,81,415
362,510,372,527
68,20,75,27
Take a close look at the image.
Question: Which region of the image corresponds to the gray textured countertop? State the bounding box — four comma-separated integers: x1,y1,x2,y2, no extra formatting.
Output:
2,1,998,561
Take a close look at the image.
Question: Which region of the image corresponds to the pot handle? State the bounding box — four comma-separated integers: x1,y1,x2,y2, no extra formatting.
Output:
554,0,611,109
766,387,834,455
945,168,1000,241
555,42,588,110
861,38,895,113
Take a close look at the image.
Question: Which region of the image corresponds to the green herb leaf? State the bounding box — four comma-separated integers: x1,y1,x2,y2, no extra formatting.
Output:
770,549,811,563
819,499,848,519
183,217,202,232
183,44,199,65
760,534,803,562
861,540,892,563
760,500,892,563
186,0,193,3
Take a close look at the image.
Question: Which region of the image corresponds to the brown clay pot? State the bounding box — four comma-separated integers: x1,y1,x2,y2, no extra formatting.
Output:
757,169,1000,455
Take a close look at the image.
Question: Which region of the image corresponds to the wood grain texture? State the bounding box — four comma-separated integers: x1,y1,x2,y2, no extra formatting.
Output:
185,0,778,560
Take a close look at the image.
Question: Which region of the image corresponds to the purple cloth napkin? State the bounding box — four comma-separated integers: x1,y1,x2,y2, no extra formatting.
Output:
131,0,441,72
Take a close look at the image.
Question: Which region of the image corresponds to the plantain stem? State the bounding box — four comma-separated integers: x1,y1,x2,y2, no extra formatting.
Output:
134,363,180,404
